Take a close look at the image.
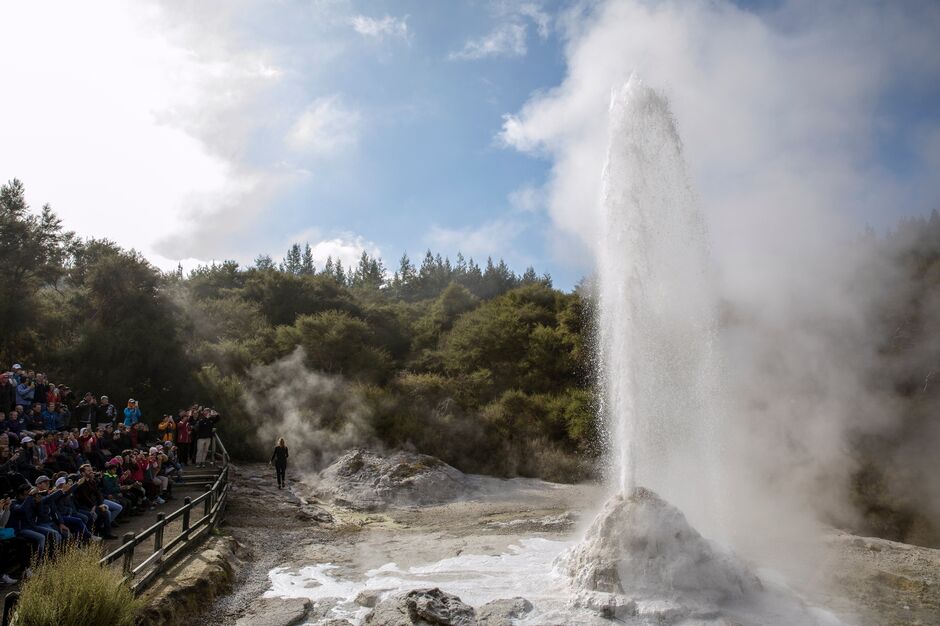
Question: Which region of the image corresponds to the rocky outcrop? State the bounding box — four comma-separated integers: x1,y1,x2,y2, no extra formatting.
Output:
138,536,244,626
475,597,534,626
364,587,476,626
317,449,475,510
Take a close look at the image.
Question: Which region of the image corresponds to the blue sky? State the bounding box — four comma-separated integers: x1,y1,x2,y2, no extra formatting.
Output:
1,0,938,290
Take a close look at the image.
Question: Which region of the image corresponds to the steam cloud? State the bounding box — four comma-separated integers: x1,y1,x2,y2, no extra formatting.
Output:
243,347,378,470
504,0,940,571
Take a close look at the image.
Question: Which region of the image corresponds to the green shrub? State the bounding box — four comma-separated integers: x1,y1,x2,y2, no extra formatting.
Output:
13,543,141,626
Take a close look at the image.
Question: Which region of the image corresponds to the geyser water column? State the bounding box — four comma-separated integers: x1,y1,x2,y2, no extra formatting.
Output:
597,77,720,516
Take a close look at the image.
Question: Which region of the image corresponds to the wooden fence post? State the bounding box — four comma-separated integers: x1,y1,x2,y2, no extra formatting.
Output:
182,497,191,534
121,532,136,577
204,484,212,516
154,513,165,553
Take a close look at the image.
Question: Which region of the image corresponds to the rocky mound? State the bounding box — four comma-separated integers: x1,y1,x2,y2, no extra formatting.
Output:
317,449,475,510
558,487,764,621
364,588,475,626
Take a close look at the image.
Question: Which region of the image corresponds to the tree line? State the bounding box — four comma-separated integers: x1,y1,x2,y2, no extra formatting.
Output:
0,179,595,481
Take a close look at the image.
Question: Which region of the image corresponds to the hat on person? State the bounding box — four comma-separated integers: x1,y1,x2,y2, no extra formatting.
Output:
35,475,50,485
54,477,68,488
12,364,22,370
149,446,159,455
128,398,136,403
20,436,33,443
163,441,172,448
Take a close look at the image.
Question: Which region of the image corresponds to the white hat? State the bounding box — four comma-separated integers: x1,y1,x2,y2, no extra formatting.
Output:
54,477,68,488
149,447,159,455
20,436,33,443
35,475,50,484
12,363,22,370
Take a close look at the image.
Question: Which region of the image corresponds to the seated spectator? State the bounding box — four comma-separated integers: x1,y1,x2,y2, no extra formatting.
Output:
42,402,64,431
0,496,32,584
14,437,39,482
51,476,97,542
27,403,44,429
29,477,67,550
9,484,50,557
73,464,118,538
7,408,23,435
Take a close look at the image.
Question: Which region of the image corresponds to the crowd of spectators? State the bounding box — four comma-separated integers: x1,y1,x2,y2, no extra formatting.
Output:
0,363,221,586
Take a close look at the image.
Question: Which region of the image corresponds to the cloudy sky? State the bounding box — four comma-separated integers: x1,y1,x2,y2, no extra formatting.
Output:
1,0,938,288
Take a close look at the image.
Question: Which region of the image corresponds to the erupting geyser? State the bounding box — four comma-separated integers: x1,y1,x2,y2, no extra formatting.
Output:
561,79,834,624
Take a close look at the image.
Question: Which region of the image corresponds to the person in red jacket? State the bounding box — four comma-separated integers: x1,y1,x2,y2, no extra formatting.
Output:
176,414,192,466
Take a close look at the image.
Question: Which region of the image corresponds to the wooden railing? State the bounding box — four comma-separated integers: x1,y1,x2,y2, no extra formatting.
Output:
2,431,231,625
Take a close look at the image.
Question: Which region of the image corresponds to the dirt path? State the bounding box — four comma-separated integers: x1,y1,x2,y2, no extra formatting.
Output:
199,463,337,625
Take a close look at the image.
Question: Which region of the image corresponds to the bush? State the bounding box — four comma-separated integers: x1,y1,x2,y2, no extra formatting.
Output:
13,543,141,626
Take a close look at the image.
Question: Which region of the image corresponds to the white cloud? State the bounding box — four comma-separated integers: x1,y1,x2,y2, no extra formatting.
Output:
351,14,409,41
286,96,362,156
426,219,525,260
0,0,363,269
0,1,237,269
309,234,381,270
451,1,552,61
508,183,545,213
449,22,527,60
517,3,551,38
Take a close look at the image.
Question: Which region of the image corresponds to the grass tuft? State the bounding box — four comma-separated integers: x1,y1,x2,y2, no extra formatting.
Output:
13,542,141,626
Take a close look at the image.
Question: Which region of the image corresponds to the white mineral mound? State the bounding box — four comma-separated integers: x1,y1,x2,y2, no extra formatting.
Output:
559,488,840,624
317,449,475,510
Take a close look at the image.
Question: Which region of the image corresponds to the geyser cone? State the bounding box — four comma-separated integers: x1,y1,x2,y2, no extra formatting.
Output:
560,488,761,603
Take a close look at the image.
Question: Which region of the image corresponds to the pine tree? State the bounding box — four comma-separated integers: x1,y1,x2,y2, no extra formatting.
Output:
254,254,275,271
334,259,347,285
301,243,315,275
282,243,303,275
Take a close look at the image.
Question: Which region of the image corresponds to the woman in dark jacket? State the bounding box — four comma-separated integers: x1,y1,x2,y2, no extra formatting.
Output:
269,438,288,490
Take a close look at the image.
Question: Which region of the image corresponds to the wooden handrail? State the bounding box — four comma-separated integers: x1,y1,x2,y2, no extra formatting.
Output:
96,432,231,587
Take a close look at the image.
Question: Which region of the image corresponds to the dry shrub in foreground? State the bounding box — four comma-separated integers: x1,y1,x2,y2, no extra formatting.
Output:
13,542,141,626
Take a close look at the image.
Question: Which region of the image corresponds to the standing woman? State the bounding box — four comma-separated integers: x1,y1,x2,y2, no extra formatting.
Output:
270,438,288,490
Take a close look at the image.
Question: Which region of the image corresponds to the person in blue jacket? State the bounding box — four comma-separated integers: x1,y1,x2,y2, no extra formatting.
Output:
8,485,50,556
123,399,141,428
14,380,34,409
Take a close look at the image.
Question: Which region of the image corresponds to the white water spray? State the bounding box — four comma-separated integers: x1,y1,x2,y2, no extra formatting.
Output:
597,77,719,516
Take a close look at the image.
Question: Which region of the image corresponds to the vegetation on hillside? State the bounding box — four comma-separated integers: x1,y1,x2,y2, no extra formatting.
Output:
1,179,937,541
